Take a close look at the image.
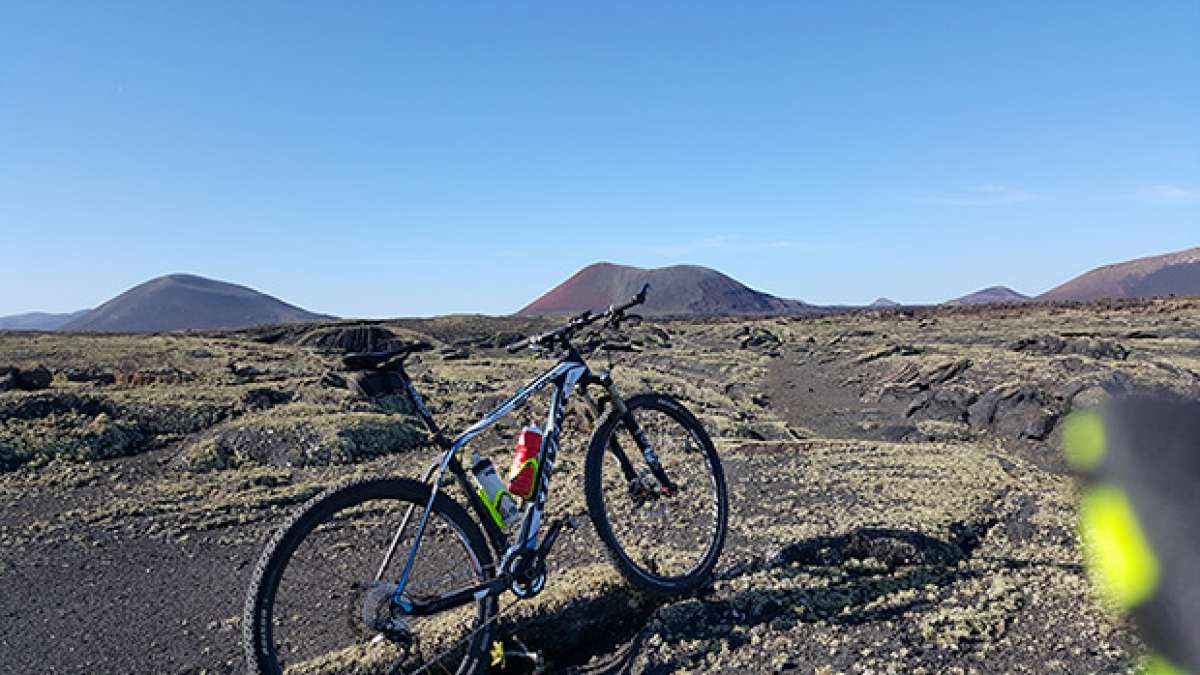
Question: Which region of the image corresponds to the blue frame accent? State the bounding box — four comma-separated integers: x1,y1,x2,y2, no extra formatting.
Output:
392,356,590,601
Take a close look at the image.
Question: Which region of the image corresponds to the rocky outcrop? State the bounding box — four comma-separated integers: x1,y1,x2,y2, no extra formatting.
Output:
1010,334,1129,360
0,365,52,391
968,384,1059,441
880,359,972,400
493,331,525,349
296,325,405,353
439,346,469,361
59,367,116,385
115,367,196,387
856,345,923,364
241,387,293,411
0,368,15,392
737,327,783,352
906,385,980,423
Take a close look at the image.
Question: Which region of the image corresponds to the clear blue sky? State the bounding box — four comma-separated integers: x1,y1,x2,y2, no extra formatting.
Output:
2,2,1197,317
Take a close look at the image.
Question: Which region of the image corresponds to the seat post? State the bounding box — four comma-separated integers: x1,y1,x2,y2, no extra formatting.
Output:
395,363,450,448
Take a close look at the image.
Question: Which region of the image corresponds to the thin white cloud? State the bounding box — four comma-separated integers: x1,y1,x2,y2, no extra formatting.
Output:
648,236,798,258
910,184,1034,206
1134,184,1200,203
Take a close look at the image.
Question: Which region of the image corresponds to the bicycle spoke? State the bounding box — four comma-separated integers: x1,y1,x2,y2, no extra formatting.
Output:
598,400,724,581
254,484,492,675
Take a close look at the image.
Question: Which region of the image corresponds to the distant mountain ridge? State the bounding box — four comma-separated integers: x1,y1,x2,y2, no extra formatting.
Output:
0,309,90,331
1039,247,1200,302
517,262,813,317
946,286,1030,306
8,247,1198,328
60,274,333,333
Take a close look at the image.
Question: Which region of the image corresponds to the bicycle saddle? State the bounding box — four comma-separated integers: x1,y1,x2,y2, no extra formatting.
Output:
342,341,432,370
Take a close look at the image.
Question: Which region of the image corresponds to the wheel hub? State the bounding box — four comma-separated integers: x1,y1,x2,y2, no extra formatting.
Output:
630,469,674,504
356,581,414,646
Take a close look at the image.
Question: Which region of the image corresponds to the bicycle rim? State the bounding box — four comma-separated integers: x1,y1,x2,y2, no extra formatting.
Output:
596,400,724,582
259,490,491,674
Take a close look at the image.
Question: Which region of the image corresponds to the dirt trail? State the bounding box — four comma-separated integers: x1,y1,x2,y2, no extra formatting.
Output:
764,356,912,442
0,438,1136,674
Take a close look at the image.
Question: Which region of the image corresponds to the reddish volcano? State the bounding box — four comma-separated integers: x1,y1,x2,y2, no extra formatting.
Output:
517,262,812,317
1039,247,1200,302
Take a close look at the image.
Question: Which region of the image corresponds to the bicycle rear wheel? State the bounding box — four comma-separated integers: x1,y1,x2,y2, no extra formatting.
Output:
243,477,496,675
584,393,728,594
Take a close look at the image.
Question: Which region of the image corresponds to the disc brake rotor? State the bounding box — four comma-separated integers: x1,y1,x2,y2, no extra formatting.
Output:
354,581,414,647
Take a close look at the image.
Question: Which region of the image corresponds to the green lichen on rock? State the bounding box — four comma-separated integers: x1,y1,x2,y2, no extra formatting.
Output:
0,411,144,471
180,406,428,471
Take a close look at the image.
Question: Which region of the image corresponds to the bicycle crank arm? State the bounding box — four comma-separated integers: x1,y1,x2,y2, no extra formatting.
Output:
536,515,577,560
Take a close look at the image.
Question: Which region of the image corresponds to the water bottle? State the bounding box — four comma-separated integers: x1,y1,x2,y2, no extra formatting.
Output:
508,425,543,499
471,454,520,528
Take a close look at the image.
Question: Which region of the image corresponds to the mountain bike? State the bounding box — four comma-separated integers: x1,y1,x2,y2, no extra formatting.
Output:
243,286,729,674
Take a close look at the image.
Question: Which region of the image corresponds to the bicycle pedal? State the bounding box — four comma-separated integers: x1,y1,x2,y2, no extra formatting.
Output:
504,648,544,670
509,637,545,670
490,640,544,670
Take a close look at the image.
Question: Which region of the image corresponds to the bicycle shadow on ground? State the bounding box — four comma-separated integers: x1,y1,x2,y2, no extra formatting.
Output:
503,525,1082,674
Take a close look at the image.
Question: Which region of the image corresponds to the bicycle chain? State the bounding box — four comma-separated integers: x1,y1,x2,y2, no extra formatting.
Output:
398,581,525,672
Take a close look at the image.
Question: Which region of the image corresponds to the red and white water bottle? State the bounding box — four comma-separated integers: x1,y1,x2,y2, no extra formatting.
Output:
507,425,543,499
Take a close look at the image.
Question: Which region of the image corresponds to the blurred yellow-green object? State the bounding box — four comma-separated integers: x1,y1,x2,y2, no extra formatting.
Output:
1080,484,1159,609
1064,397,1200,673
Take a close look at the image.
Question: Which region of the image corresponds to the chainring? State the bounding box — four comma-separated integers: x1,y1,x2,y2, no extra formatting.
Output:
503,550,547,599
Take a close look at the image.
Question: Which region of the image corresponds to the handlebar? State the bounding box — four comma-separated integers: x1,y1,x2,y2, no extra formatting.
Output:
507,284,649,353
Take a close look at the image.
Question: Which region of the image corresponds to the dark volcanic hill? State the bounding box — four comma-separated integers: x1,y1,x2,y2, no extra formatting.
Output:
1039,246,1200,302
946,286,1029,306
517,262,812,317
0,309,90,331
60,274,333,333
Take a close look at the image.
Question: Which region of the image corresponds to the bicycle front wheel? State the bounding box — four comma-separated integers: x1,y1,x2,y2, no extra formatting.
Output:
584,393,728,594
243,477,496,675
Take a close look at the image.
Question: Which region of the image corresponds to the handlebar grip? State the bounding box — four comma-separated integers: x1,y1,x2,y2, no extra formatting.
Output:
507,292,647,355
634,283,649,305
615,284,650,313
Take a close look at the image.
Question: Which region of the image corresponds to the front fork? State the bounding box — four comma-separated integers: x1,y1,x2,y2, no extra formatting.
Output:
580,373,677,493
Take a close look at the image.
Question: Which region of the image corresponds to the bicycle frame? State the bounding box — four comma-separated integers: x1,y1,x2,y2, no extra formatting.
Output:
383,346,600,613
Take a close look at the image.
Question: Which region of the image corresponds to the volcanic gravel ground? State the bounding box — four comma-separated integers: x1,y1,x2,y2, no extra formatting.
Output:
3,298,1198,673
